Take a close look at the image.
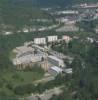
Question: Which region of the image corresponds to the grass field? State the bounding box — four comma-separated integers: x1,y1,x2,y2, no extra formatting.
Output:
2,70,44,86
0,70,44,96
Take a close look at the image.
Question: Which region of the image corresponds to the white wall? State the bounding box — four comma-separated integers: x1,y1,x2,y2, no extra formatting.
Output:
34,38,46,44
47,36,58,42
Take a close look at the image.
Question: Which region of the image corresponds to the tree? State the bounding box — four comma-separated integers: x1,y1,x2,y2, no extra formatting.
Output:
77,20,95,32
87,42,98,67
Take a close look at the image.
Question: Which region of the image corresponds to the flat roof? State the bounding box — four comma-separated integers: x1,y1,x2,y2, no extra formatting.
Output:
47,35,58,37
65,68,72,74
50,66,63,73
16,46,34,53
48,55,63,62
13,54,44,65
32,45,45,51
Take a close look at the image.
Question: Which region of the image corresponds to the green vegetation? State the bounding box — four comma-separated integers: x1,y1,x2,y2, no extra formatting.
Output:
0,65,44,98
0,0,98,99
51,39,98,100
76,20,96,32
52,39,89,57
0,30,55,98
14,74,65,96
2,66,44,86
22,0,98,7
0,0,56,33
0,28,98,99
0,29,98,98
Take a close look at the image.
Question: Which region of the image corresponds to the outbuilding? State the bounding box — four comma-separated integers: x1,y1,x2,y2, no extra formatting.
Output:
64,68,72,74
48,55,65,67
48,66,63,76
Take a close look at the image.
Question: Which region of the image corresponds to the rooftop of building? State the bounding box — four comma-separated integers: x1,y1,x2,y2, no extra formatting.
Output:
15,46,34,53
50,66,63,73
48,55,64,62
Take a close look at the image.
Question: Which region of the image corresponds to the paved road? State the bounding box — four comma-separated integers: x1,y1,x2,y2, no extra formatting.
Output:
56,25,79,32
26,86,63,100
34,75,55,84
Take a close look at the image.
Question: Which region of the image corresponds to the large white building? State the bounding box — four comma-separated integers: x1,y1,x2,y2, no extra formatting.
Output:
47,36,58,42
34,38,46,45
13,46,34,58
13,53,46,65
12,45,47,66
48,55,65,67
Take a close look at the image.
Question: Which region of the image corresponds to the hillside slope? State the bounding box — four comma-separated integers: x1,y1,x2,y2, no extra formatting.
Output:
0,0,55,33
1,0,98,8
37,0,98,7
14,0,98,7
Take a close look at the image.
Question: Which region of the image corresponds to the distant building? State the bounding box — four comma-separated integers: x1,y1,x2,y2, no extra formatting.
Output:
79,3,98,8
47,36,58,42
79,10,95,21
34,38,46,45
59,18,69,23
63,68,72,74
56,10,78,15
62,35,72,43
4,31,13,35
48,55,65,67
95,26,98,33
22,28,29,33
48,66,63,76
73,36,79,39
86,37,94,43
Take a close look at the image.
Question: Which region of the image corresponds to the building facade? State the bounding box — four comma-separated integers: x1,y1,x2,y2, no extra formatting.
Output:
47,36,58,42
48,56,65,67
34,38,46,44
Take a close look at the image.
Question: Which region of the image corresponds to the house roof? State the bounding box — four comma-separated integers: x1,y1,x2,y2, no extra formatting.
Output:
48,55,63,63
16,46,34,52
50,66,63,73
